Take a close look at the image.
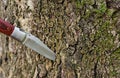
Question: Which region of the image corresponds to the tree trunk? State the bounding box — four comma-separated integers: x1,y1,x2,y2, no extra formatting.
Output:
0,0,120,78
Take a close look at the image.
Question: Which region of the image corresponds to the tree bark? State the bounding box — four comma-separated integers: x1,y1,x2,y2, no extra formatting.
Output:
0,0,120,78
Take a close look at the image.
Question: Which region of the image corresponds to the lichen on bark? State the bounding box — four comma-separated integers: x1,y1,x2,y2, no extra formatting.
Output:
0,0,120,78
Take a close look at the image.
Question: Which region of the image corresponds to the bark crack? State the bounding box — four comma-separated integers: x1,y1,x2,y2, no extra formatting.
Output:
93,57,99,78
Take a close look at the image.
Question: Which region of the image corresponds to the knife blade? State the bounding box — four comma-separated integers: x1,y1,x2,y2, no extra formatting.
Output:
0,19,56,60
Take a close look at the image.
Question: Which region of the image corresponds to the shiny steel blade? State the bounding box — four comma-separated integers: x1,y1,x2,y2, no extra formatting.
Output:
22,34,56,60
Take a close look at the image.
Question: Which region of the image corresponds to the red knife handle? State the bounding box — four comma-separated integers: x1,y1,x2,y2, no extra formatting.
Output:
0,19,15,36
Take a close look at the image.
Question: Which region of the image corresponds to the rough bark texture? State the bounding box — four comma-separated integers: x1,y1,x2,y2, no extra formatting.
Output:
0,0,120,78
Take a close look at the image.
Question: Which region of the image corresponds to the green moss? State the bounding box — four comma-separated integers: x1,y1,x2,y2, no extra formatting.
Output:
93,2,107,15
75,0,82,9
83,9,91,19
75,0,94,9
91,17,115,55
100,21,110,31
110,71,118,76
112,47,120,56
106,9,115,17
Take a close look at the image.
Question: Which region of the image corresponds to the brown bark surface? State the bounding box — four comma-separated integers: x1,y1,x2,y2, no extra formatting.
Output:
0,0,120,78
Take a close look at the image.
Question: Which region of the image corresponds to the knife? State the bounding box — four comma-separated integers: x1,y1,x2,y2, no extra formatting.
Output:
0,19,56,61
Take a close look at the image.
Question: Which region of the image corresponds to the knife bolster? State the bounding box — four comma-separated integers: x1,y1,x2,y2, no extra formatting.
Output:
11,27,26,42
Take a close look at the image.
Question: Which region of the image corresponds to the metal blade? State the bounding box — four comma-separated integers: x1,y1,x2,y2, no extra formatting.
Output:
22,34,56,61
